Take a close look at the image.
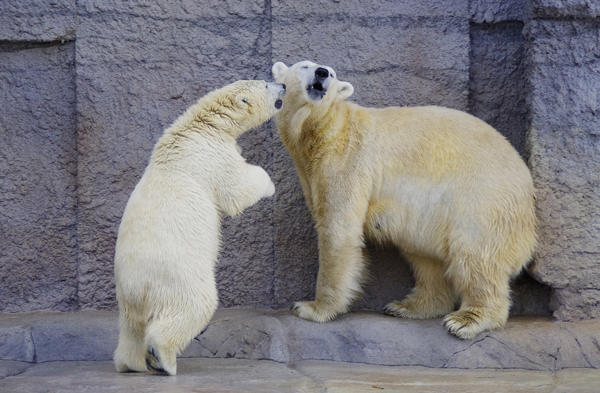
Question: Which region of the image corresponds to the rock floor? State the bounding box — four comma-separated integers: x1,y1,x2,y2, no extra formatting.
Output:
2,358,600,392
1,308,600,392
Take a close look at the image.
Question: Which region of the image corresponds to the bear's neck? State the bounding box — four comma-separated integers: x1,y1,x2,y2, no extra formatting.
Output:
285,100,361,164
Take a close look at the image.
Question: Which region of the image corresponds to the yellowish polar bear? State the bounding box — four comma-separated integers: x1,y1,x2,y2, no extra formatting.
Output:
272,60,536,339
113,80,286,375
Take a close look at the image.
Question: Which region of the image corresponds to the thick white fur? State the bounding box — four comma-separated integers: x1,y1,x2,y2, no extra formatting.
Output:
272,61,536,339
113,80,284,375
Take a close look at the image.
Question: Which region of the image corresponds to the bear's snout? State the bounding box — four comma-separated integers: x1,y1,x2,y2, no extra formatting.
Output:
315,67,329,80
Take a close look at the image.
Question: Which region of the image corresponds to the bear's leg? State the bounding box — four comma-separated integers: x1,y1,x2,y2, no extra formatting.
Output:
292,232,368,323
443,259,511,339
384,254,456,319
144,307,215,376
114,316,148,373
144,317,188,376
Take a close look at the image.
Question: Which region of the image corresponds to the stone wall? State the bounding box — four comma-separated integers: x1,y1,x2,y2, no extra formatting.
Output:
526,0,600,320
0,0,597,320
0,0,78,313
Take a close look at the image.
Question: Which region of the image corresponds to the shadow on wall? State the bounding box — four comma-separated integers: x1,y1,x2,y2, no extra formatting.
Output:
356,243,552,317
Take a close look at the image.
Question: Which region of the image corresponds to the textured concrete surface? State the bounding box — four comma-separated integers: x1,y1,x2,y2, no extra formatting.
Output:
1,309,599,371
75,0,275,309
527,18,600,321
2,359,600,393
469,21,527,156
1,0,599,323
0,0,76,42
0,41,78,312
529,0,600,18
470,0,526,23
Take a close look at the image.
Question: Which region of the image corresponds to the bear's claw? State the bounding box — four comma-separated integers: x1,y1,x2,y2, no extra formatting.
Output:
442,309,500,340
145,347,168,374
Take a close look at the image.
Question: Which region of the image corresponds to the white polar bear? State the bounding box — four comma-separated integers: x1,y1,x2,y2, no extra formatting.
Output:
113,80,286,375
272,60,536,339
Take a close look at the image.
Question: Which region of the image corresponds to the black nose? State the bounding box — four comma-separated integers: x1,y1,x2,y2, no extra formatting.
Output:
315,68,329,80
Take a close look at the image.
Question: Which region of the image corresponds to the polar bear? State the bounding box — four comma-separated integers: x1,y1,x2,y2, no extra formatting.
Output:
272,60,536,339
113,80,286,375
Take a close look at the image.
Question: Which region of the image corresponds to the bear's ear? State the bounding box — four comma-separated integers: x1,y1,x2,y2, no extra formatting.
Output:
235,94,251,109
272,62,289,82
337,81,354,100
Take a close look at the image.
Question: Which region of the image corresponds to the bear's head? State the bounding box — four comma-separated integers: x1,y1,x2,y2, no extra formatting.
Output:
272,61,354,110
201,80,286,138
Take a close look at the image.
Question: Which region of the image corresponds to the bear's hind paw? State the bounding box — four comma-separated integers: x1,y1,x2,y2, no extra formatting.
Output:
383,301,412,318
384,299,454,320
145,347,172,375
383,301,433,319
443,309,504,340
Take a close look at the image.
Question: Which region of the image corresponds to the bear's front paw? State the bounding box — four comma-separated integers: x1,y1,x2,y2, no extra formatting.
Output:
291,301,337,323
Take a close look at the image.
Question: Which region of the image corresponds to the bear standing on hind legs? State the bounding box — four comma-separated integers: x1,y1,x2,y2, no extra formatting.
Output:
113,80,286,375
272,60,536,339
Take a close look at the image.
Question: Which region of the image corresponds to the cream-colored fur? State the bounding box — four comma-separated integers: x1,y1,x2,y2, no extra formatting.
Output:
272,61,536,339
113,80,285,375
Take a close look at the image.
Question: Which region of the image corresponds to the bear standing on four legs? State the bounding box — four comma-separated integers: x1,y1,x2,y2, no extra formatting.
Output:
113,80,286,375
272,60,536,339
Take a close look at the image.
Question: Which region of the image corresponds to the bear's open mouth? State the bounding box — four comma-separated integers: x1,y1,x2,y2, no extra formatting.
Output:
309,81,324,92
307,80,326,100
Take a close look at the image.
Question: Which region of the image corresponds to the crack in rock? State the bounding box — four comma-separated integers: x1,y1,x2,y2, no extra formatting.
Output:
441,335,489,368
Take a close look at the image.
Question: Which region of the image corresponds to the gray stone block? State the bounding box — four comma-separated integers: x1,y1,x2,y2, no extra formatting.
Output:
0,360,31,379
182,308,290,362
470,0,526,23
561,320,600,368
31,310,118,363
0,0,76,42
282,311,467,366
0,314,36,362
187,309,600,370
75,0,274,309
526,19,600,321
469,21,528,157
0,41,78,312
528,0,600,18
273,0,468,18
1,310,600,370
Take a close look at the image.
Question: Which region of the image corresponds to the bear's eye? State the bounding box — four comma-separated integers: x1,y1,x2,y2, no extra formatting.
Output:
301,65,308,69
